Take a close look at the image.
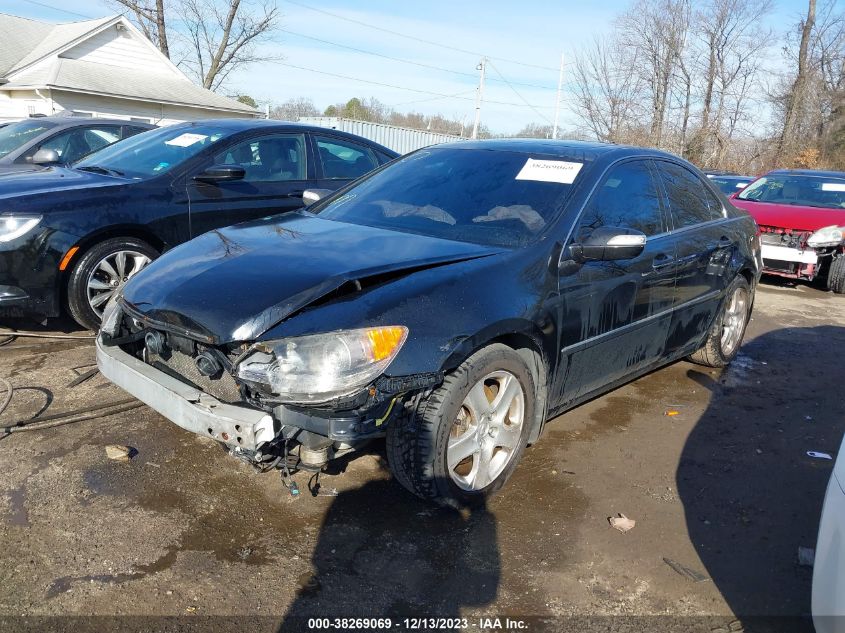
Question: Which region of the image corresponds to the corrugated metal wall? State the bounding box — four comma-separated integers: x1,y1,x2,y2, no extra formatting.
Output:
298,117,464,154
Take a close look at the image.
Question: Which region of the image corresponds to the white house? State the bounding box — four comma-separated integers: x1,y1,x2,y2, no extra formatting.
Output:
0,13,258,124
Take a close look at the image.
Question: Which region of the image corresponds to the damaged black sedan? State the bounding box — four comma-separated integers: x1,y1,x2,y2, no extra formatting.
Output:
96,139,761,504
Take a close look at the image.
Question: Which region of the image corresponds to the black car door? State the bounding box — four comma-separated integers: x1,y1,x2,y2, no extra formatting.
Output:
312,134,381,189
653,160,735,356
185,132,316,237
554,158,676,407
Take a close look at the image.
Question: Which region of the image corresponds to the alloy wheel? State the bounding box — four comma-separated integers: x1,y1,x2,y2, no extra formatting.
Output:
86,250,151,317
447,370,525,491
720,285,749,356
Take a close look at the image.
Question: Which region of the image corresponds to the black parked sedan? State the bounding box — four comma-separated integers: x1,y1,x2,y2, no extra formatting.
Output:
97,139,761,505
0,116,154,174
0,119,397,329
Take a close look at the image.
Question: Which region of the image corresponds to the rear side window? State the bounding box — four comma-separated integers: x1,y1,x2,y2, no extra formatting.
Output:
315,135,378,179
657,162,720,228
576,160,665,239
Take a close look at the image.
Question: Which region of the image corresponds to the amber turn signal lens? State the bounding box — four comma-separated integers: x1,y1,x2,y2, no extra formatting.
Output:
366,326,408,362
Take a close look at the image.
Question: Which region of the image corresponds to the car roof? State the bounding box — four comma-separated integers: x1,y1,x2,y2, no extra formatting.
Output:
431,138,684,162
170,118,399,155
21,116,155,128
767,168,845,178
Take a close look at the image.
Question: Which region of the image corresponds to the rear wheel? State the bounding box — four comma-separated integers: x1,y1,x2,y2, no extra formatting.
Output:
67,237,157,330
688,275,751,368
386,344,535,506
827,255,845,294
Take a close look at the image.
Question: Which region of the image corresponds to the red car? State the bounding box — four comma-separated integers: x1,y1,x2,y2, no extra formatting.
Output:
731,169,845,293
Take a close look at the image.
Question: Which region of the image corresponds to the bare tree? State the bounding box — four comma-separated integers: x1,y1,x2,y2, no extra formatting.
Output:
778,0,817,159
181,0,279,90
107,0,170,56
571,36,644,143
269,97,319,121
617,0,691,147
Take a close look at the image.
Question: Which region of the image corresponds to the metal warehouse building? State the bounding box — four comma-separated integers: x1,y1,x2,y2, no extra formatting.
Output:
298,117,463,154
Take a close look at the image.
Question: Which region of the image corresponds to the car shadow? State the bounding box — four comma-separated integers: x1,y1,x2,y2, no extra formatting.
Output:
278,464,500,632
677,325,845,631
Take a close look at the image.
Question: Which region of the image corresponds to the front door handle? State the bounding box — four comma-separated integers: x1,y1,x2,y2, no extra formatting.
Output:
652,253,675,270
286,190,305,198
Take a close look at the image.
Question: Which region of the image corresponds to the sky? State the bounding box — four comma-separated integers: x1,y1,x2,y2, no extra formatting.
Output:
6,0,819,135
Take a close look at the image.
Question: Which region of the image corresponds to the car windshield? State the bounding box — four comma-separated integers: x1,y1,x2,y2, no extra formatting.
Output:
74,124,231,179
0,120,57,159
737,174,845,209
315,147,586,247
711,177,750,194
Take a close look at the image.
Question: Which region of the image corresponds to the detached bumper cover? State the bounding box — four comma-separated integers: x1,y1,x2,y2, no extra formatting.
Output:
96,338,274,451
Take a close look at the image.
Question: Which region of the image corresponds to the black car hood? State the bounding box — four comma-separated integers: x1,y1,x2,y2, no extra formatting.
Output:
0,166,124,199
122,212,504,343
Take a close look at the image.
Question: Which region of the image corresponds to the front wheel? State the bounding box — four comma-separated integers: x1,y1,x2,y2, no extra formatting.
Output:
67,237,157,330
688,275,751,368
386,343,535,506
827,255,845,294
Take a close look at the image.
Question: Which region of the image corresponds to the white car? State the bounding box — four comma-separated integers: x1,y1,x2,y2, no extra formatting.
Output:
813,434,845,632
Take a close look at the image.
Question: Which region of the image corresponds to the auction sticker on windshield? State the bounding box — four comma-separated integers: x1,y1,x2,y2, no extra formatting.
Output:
515,158,582,184
165,133,208,147
821,182,845,192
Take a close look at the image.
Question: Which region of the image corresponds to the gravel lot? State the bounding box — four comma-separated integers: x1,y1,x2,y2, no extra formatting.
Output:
0,279,843,632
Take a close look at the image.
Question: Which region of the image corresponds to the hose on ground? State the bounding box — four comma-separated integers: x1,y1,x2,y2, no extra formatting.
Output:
0,328,95,341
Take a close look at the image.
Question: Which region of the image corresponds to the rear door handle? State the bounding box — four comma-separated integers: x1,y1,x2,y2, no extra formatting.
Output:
286,190,304,198
709,237,733,249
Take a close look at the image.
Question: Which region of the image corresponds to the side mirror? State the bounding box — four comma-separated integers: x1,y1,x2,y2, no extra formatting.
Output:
303,188,333,205
194,164,245,183
32,148,60,165
568,226,647,263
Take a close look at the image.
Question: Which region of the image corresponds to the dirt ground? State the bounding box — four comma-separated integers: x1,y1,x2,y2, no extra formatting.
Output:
0,278,843,632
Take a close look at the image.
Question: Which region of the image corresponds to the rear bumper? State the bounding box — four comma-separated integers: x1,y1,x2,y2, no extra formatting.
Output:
96,337,275,451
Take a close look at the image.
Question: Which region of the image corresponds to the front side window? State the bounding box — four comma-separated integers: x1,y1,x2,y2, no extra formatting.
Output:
316,136,378,179
738,174,845,209
0,120,57,159
75,124,232,178
657,162,719,228
576,160,665,240
215,134,306,182
315,148,587,247
35,126,122,163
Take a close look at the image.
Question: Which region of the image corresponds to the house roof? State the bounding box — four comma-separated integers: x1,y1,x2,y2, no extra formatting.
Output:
6,58,257,114
0,12,256,115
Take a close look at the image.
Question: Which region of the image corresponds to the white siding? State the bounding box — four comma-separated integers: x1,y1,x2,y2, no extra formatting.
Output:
61,25,178,76
50,90,251,125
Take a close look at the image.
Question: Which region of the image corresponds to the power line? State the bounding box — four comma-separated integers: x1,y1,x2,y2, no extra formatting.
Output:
280,29,559,91
392,89,477,108
285,0,572,73
487,60,555,126
18,0,94,19
273,61,558,109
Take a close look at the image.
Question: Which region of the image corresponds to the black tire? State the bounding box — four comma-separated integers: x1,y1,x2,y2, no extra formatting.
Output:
67,237,158,331
386,343,535,506
688,275,752,368
827,255,845,294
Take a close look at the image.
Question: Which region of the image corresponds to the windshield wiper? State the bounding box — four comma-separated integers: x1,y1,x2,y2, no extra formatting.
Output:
77,165,125,177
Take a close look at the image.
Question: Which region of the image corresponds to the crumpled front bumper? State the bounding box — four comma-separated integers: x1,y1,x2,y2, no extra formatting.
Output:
96,338,276,451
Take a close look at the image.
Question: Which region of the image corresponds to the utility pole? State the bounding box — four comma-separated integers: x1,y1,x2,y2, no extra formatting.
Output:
552,53,565,139
471,57,487,140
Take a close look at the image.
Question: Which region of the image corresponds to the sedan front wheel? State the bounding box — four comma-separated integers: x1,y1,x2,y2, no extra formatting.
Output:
67,237,157,331
387,343,535,506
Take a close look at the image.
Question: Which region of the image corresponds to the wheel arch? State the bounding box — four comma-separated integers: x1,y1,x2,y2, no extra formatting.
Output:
58,225,165,306
438,321,552,446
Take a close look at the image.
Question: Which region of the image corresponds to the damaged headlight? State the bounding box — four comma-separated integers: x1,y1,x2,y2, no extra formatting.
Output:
236,326,408,404
807,225,845,248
